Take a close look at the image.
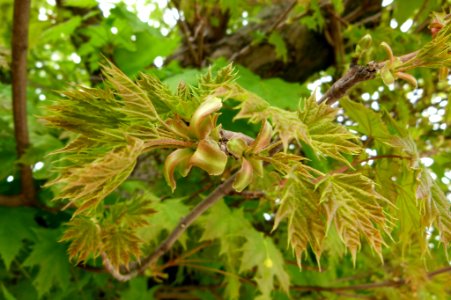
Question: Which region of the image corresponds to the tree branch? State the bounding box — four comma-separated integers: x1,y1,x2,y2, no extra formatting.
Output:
102,173,238,281
319,51,419,105
11,0,35,204
292,265,451,293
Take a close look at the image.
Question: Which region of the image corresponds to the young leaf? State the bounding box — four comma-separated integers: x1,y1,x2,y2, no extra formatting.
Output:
101,226,142,272
273,174,325,266
60,216,102,264
49,137,145,215
318,173,388,264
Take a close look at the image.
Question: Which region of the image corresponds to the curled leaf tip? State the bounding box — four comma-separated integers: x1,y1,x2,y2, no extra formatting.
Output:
190,96,223,139
233,158,254,192
164,148,194,192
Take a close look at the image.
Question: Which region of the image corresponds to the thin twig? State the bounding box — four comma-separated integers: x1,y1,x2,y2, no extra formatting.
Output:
11,0,35,204
102,173,238,281
319,51,419,105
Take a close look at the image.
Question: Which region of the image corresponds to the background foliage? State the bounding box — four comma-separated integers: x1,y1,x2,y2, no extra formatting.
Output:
0,0,450,299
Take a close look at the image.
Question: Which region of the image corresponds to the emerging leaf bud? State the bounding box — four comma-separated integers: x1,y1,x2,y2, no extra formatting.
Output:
358,34,372,50
233,158,254,192
226,138,248,158
380,65,395,86
190,139,228,175
164,148,194,192
190,96,222,139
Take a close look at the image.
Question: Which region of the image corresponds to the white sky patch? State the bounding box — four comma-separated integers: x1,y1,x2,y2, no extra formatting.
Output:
288,144,295,150
307,75,332,100
39,94,46,101
35,61,43,68
46,0,56,5
442,177,450,185
382,0,394,7
51,52,61,61
153,56,164,68
361,92,370,101
7,175,14,182
445,170,451,180
69,53,81,64
163,8,179,27
390,19,398,29
407,88,423,104
111,26,118,34
365,148,377,157
160,27,170,36
371,101,380,111
420,157,434,167
371,91,379,100
38,7,48,21
131,35,137,41
400,19,414,33
263,213,272,221
33,161,45,172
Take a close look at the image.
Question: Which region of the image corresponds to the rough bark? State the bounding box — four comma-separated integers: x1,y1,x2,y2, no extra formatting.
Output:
169,0,382,83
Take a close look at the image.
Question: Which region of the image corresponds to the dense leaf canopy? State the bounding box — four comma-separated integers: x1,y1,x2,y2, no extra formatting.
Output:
0,0,450,299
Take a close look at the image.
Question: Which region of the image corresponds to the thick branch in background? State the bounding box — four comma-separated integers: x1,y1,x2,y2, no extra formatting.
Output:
11,0,35,204
169,0,381,82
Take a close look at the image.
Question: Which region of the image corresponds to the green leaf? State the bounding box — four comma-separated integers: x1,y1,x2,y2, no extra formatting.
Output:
416,168,450,247
274,174,325,265
120,278,157,300
240,231,290,299
318,173,388,264
23,229,71,298
40,17,82,43
1,284,16,300
340,98,392,141
268,32,288,62
299,96,360,164
0,207,37,270
138,198,190,248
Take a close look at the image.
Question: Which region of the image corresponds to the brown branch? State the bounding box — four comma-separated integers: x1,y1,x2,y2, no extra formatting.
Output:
229,0,297,62
319,51,419,105
11,0,35,204
0,194,27,207
292,265,451,293
102,173,238,281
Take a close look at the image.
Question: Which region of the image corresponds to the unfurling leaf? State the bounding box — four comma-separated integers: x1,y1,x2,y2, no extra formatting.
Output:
380,65,395,85
189,96,222,139
358,34,372,50
48,137,145,215
190,139,228,175
250,121,273,153
233,158,254,192
164,148,194,191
